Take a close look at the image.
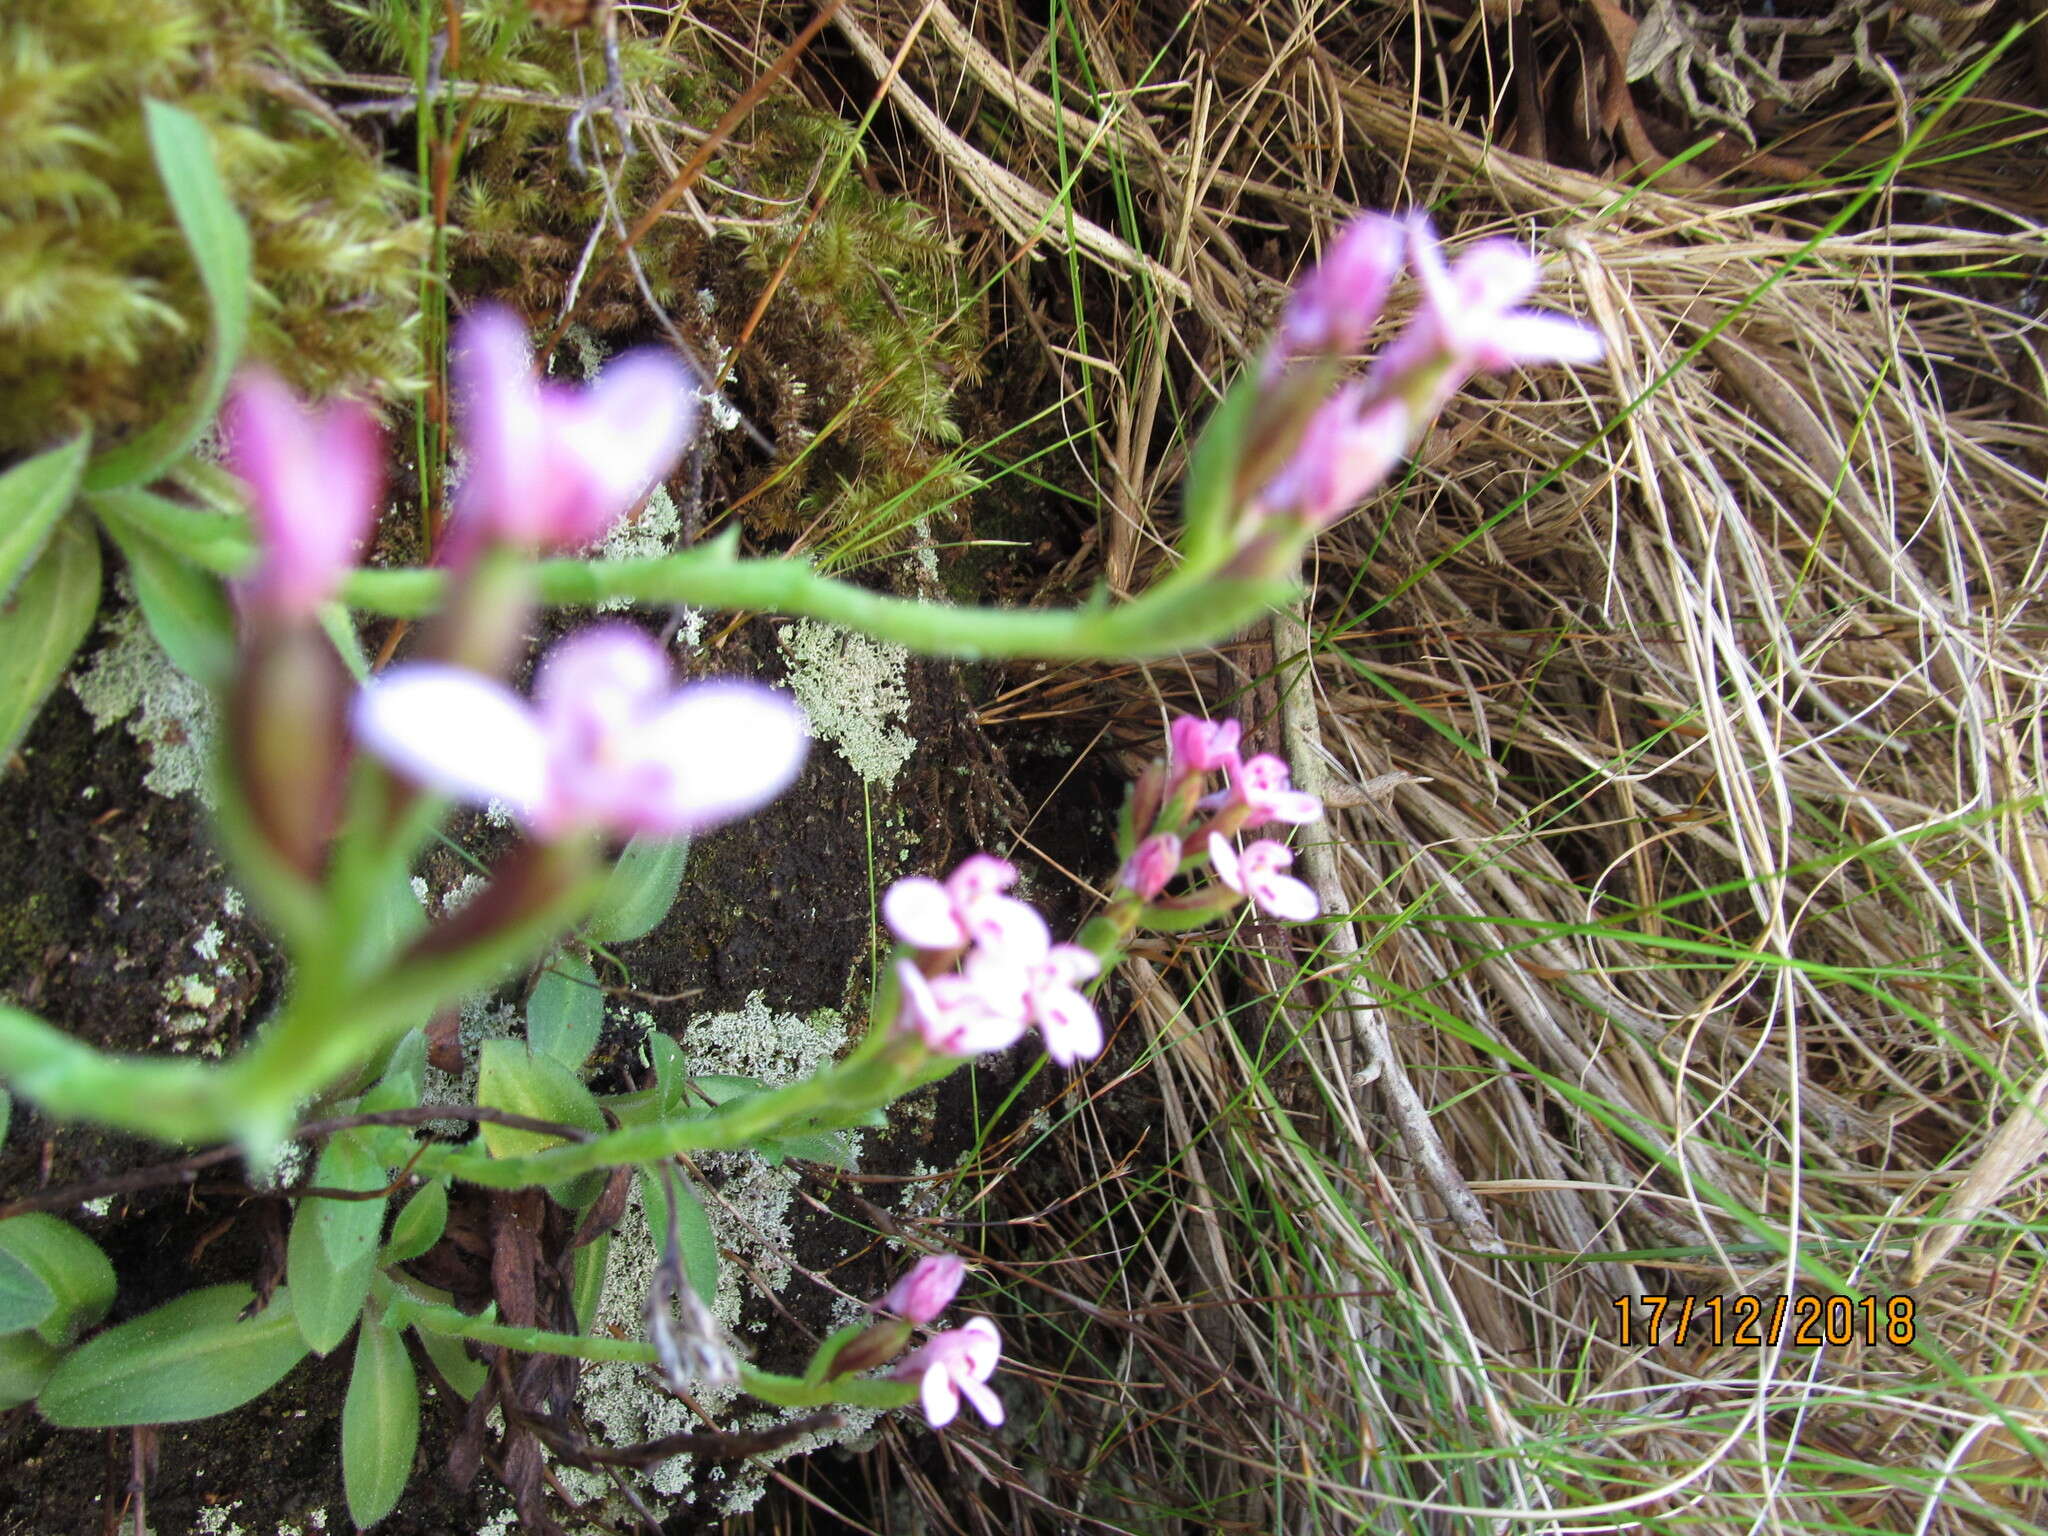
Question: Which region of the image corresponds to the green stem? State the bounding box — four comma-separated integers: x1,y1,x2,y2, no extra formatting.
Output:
396,1299,917,1411
341,542,1292,662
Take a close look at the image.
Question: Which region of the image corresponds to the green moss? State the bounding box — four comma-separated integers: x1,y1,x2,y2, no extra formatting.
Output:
0,0,426,456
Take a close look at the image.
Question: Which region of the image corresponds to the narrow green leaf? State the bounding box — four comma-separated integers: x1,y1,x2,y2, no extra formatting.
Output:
757,1129,857,1169
0,1213,116,1348
84,102,252,493
0,1251,56,1334
0,519,103,759
0,1329,61,1411
412,1323,486,1400
37,1285,307,1426
381,1181,447,1267
286,1132,388,1354
88,485,249,572
94,501,236,686
0,434,90,600
571,1233,610,1335
343,1318,419,1529
636,1168,719,1305
0,1087,11,1144
527,953,604,1071
1178,370,1262,568
648,1032,688,1118
583,835,690,944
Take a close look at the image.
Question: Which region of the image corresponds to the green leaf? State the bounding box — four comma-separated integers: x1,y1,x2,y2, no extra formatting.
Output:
0,1214,116,1348
84,101,252,493
648,1032,688,1118
381,1181,447,1267
583,835,690,944
286,1132,389,1354
475,1040,607,1207
636,1168,719,1306
527,952,603,1071
0,1250,56,1334
37,1285,307,1426
0,434,90,601
757,1129,857,1170
343,1317,419,1529
87,485,249,573
1178,370,1262,568
94,499,236,686
0,1087,10,1144
0,1329,62,1411
571,1233,610,1335
412,1322,485,1400
0,519,103,760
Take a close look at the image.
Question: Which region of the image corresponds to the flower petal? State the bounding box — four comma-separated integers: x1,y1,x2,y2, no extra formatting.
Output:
1476,311,1607,371
958,1377,1006,1427
1208,832,1243,893
354,666,549,815
919,1365,961,1428
884,878,964,950
1035,985,1103,1067
548,349,698,547
451,306,546,543
633,681,809,834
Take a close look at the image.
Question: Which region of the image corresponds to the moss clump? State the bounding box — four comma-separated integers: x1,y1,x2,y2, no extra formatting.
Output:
0,0,426,458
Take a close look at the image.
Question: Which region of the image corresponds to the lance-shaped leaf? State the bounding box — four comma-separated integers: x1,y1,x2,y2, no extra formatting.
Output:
94,494,237,686
37,1285,307,1426
476,1040,607,1207
286,1131,389,1354
0,1214,116,1347
0,434,89,600
527,951,603,1071
343,1312,420,1529
0,519,102,760
583,834,690,944
380,1181,448,1267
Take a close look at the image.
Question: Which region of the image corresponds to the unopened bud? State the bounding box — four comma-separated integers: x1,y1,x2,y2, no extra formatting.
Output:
228,620,351,880
821,1318,913,1380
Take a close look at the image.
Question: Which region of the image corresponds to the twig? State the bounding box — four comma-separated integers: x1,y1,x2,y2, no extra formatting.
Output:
1271,594,1505,1254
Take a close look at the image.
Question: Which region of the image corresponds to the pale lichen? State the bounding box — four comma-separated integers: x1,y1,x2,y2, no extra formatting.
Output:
68,585,218,805
776,619,917,786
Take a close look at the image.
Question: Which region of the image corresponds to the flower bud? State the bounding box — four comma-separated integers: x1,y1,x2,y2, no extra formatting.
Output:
877,1255,965,1324
820,1318,914,1380
227,620,351,880
1117,832,1182,902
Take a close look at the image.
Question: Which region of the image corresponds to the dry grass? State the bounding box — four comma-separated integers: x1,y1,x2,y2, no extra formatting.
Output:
686,0,2048,1529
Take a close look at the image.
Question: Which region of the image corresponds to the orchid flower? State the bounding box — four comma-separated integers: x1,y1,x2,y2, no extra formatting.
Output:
1204,753,1323,830
222,371,383,621
877,1255,966,1326
353,623,806,840
882,854,1043,956
1018,941,1103,1066
1209,835,1320,922
892,1317,1004,1429
443,306,697,560
892,957,1030,1057
1169,715,1242,779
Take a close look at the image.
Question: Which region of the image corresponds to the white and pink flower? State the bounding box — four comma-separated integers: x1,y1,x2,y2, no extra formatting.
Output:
1209,834,1319,922
882,854,1043,957
892,1317,1004,1429
353,622,806,840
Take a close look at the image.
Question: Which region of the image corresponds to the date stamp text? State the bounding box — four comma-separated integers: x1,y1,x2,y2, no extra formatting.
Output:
1611,1294,1915,1348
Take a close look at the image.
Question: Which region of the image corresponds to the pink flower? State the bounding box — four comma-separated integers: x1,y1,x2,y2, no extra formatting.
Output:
893,957,1029,1057
222,371,382,620
1118,832,1182,901
444,306,696,559
1273,213,1406,363
353,622,806,839
1252,381,1410,529
892,1317,1003,1429
1020,943,1103,1066
1371,217,1604,416
883,855,1044,957
1169,715,1242,778
1209,835,1319,921
877,1255,965,1325
1207,753,1322,829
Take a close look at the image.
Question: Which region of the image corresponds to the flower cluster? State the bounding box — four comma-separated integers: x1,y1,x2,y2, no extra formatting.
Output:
878,1257,1003,1429
1238,211,1603,550
220,305,807,853
885,855,1104,1067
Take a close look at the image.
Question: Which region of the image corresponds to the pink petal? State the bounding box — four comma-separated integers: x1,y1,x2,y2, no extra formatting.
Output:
632,681,808,834
946,854,1019,904
354,666,549,814
962,896,1050,963
223,373,381,617
884,879,965,950
1207,832,1243,893
546,349,698,547
535,623,671,713
451,306,547,543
